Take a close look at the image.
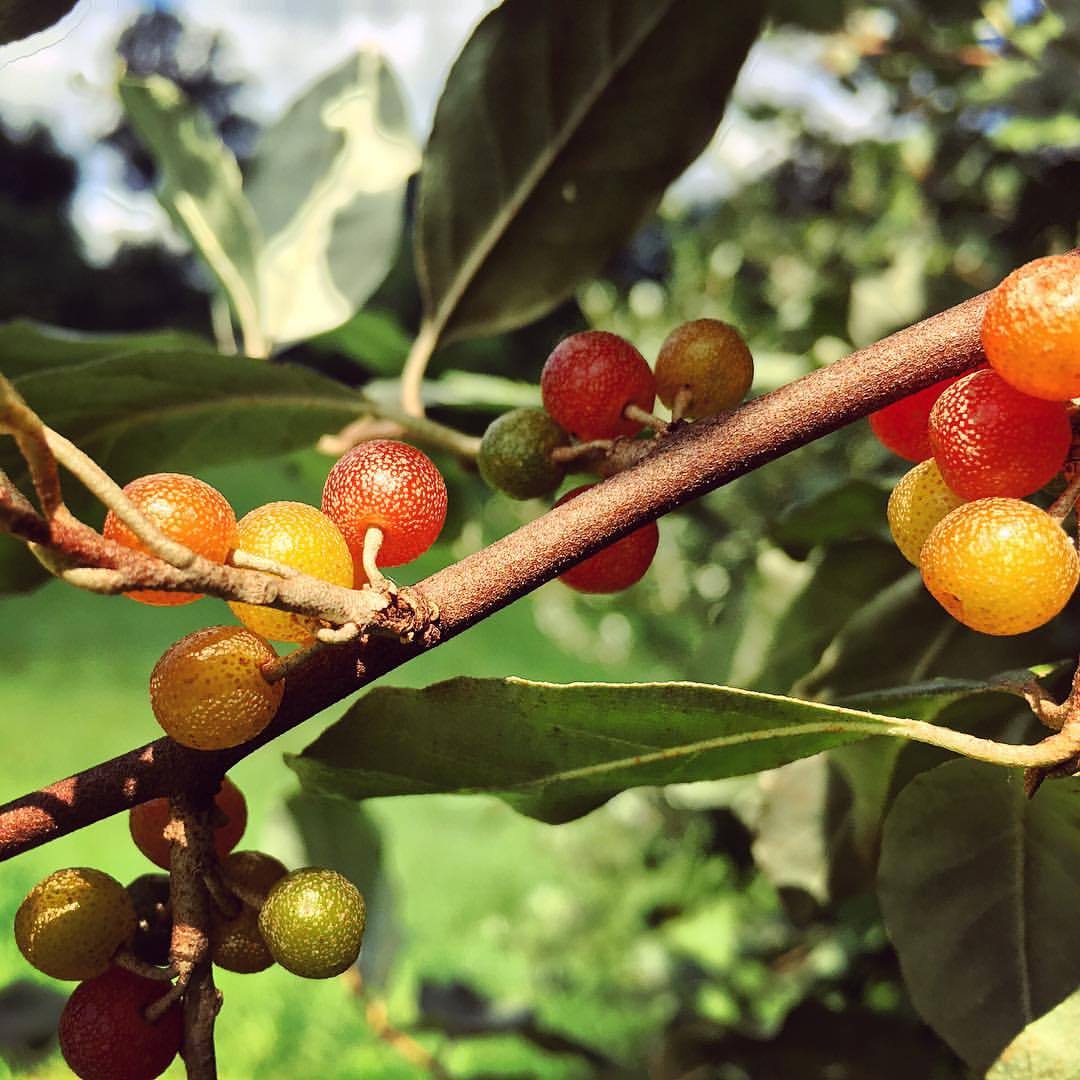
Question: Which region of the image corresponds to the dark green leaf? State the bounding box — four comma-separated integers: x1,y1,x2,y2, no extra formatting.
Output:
416,0,764,343
769,479,889,555
312,310,412,376
878,761,1080,1071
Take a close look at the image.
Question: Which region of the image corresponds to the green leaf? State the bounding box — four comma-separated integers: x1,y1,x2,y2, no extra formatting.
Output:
878,760,1080,1071
769,480,889,556
988,987,1080,1080
287,675,1013,825
0,0,77,44
247,50,419,348
364,371,540,413
415,0,764,344
118,75,266,356
312,310,412,376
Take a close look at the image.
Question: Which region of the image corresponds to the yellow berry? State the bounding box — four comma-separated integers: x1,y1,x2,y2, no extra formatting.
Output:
150,626,284,750
921,498,1079,635
654,318,754,418
887,459,965,566
15,868,136,980
229,502,353,643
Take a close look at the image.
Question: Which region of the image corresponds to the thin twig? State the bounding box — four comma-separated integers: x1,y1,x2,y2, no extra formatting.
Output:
1049,470,1080,523
623,403,668,433
228,550,300,578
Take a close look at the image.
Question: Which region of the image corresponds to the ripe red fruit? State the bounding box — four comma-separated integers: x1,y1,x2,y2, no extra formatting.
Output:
928,368,1072,499
59,967,183,1080
130,777,247,871
868,375,966,462
554,485,659,593
540,331,656,441
322,440,447,572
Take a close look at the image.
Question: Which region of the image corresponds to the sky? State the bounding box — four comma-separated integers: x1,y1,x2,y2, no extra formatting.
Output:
0,0,897,261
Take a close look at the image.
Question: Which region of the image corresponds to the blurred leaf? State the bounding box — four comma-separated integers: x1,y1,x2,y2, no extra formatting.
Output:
878,761,1080,1071
416,0,763,343
988,987,1080,1080
288,675,1016,825
848,244,929,347
247,50,419,348
0,0,76,44
0,979,65,1062
769,480,889,556
364,371,539,413
118,75,266,355
313,310,412,376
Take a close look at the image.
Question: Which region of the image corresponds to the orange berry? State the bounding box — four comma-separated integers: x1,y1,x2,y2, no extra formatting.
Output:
229,502,354,643
654,318,753,418
868,374,967,462
887,459,965,566
921,498,1078,635
983,254,1080,401
149,627,283,750
103,473,236,606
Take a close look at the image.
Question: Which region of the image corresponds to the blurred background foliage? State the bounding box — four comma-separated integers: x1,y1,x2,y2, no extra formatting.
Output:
0,0,1079,1076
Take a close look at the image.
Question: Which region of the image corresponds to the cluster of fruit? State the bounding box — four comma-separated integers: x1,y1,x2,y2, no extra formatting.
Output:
873,254,1080,635
477,320,755,592
16,778,365,1079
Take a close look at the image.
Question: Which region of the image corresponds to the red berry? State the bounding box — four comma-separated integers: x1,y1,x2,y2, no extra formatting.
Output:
322,440,447,571
59,967,183,1080
928,368,1072,499
554,485,659,593
130,777,247,871
540,331,656,441
868,375,966,461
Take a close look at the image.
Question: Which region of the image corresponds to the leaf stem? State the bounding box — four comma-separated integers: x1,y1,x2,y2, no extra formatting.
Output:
399,321,440,419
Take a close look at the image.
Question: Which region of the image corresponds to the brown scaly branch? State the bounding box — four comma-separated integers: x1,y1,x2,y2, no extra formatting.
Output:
0,279,1003,861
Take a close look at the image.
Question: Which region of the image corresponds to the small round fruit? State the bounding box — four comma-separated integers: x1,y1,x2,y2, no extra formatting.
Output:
211,905,273,974
221,850,288,906
149,626,284,750
887,459,965,566
59,967,183,1080
126,874,172,968
554,485,660,593
130,778,248,871
478,408,569,499
921,498,1079,635
15,868,136,980
869,374,967,462
103,473,236,606
258,867,366,979
983,254,1080,401
322,440,448,572
229,501,354,643
540,330,656,441
654,318,753,418
928,369,1071,499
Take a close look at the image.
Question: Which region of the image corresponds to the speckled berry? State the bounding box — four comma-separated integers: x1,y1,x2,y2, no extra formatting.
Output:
478,408,569,499
229,502,354,643
921,498,1079,635
258,867,365,979
126,875,172,968
654,318,753,418
211,905,274,974
15,868,136,980
59,967,182,1080
149,626,284,750
887,459,965,566
540,331,656,441
221,849,287,905
322,440,447,573
868,374,968,462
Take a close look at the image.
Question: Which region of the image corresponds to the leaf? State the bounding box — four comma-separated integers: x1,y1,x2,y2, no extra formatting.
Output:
0,0,77,44
247,50,419,348
364,371,540,413
118,75,266,356
415,0,764,344
988,987,1080,1080
287,675,1012,825
312,310,412,376
878,760,1080,1071
769,480,889,557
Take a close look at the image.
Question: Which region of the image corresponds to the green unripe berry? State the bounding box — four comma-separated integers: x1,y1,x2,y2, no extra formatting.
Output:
258,867,365,979
478,408,569,500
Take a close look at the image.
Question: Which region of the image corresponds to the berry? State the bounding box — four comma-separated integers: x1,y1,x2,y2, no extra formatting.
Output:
229,501,354,643
478,408,569,500
654,318,753,418
921,498,1079,635
983,254,1080,401
540,330,656,441
928,369,1071,499
868,375,966,462
554,485,659,593
258,867,365,979
126,875,172,968
886,459,965,566
15,868,135,980
130,777,248,871
59,967,183,1080
149,626,284,750
322,440,448,572
221,849,287,905
103,473,236,606
211,905,273,974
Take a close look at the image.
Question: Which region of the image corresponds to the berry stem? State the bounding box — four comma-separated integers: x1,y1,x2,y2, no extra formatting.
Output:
319,406,482,464
670,387,693,424
399,321,441,419
114,948,178,981
550,439,614,464
622,403,668,433
362,527,395,594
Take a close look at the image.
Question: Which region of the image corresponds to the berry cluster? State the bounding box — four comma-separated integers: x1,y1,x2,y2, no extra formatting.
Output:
479,319,754,592
873,254,1080,635
17,777,365,1080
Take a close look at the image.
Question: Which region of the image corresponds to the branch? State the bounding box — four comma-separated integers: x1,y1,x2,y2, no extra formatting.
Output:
0,282,999,860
